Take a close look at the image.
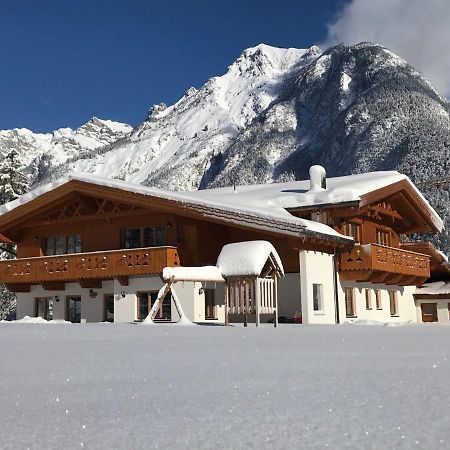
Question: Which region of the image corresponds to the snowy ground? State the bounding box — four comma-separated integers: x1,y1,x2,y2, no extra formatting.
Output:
0,323,449,449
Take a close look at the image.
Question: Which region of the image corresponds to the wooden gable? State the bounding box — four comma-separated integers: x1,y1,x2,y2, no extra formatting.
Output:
359,179,439,234
288,179,439,235
27,194,146,227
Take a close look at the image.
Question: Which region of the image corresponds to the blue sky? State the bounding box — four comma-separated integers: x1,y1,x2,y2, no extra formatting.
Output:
0,0,346,132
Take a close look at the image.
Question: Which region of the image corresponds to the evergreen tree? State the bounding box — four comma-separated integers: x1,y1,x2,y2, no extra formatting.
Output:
0,150,29,319
0,149,29,203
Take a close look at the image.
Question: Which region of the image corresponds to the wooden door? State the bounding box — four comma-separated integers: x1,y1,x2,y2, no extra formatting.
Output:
421,303,438,322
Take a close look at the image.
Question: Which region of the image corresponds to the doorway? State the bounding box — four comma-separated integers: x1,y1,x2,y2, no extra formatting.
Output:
104,294,114,322
35,297,53,320
66,296,82,323
421,303,438,322
137,291,171,321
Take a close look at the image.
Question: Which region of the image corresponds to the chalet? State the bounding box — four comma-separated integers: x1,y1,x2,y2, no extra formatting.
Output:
0,166,445,325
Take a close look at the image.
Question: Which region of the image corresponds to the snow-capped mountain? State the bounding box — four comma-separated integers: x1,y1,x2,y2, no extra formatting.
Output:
0,117,132,183
1,42,450,248
41,44,321,187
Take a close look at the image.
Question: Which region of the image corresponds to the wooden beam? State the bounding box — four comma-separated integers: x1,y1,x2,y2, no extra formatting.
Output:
368,272,390,284
414,293,450,300
78,279,103,289
397,275,418,286
42,281,65,291
117,276,129,286
5,283,30,293
339,270,372,282
414,276,429,286
0,232,14,244
383,273,404,285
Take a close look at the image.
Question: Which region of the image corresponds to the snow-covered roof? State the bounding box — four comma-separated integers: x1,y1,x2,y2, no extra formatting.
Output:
0,169,442,243
0,174,351,244
190,170,443,232
162,266,224,283
415,281,450,296
163,241,284,281
217,241,284,277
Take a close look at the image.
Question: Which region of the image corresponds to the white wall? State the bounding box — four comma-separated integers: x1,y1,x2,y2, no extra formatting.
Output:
17,281,115,322
414,298,450,323
172,281,199,322
337,280,418,323
112,278,227,323
299,250,337,324
114,276,188,323
16,276,227,324
191,282,226,323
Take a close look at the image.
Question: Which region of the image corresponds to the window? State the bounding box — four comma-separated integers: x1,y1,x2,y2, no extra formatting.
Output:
143,227,155,247
389,291,398,316
45,236,65,255
345,287,356,317
66,296,81,323
313,283,323,312
45,234,81,255
421,303,438,322
375,290,382,309
365,289,372,310
35,297,53,320
123,229,141,249
104,294,114,322
205,289,216,319
344,222,361,242
376,229,391,246
123,226,167,248
67,234,82,253
137,291,171,321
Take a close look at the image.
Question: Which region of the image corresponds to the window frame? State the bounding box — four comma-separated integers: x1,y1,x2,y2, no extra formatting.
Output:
375,289,382,310
44,234,82,256
344,222,361,243
344,287,356,318
137,291,171,321
122,225,167,249
104,294,115,322
312,283,324,313
35,297,53,320
204,288,217,319
365,289,372,310
389,291,399,317
123,228,141,249
66,295,82,323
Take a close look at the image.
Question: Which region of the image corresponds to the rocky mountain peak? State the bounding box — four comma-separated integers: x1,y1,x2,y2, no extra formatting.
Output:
146,103,168,121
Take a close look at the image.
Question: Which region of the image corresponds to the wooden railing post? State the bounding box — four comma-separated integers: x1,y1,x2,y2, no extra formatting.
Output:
255,278,261,328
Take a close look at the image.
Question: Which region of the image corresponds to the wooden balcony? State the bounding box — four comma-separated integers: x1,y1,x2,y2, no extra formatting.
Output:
0,247,180,292
339,243,430,286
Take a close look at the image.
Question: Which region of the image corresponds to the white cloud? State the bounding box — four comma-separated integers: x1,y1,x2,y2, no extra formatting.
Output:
323,0,450,96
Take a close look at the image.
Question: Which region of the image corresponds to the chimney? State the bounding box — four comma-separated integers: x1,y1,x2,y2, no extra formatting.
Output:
309,165,326,191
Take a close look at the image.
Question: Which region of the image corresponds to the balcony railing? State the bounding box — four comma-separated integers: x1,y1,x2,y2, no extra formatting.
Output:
0,247,180,285
340,243,430,281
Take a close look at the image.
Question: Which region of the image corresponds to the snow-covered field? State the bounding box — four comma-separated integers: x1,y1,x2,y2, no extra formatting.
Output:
0,323,449,449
